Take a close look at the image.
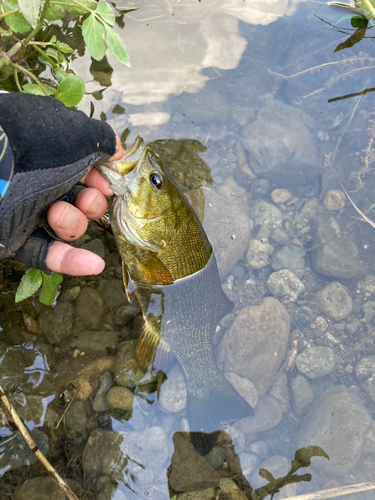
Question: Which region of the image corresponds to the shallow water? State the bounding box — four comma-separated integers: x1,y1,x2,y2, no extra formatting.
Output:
2,0,375,498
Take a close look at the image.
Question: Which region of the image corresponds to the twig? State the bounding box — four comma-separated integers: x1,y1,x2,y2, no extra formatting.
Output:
279,480,375,500
0,384,79,500
54,391,76,431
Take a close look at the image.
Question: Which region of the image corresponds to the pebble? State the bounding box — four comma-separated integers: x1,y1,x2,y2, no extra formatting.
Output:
319,282,353,321
159,363,187,413
65,400,87,433
13,476,79,500
270,371,289,412
68,330,119,352
61,285,81,302
115,302,141,326
237,395,283,434
106,386,134,411
37,301,74,344
246,239,274,269
296,346,335,379
355,355,375,381
297,385,371,476
217,478,247,500
74,287,103,330
114,340,148,387
267,269,304,302
97,279,128,309
291,375,314,414
271,188,292,204
81,238,105,258
270,244,305,274
225,371,258,408
323,190,346,211
217,297,290,395
92,371,113,412
252,200,283,229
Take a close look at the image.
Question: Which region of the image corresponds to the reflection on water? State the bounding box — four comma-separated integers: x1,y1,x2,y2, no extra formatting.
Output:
3,0,375,498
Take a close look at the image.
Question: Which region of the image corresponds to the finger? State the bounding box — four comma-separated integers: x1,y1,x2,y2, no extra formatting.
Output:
111,130,126,161
75,187,107,220
82,167,114,196
46,241,105,275
47,201,87,241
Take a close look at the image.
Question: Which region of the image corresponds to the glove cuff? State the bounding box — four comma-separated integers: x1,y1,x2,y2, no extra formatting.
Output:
13,228,54,272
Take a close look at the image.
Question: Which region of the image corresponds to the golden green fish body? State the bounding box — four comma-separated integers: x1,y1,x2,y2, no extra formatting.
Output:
99,137,253,432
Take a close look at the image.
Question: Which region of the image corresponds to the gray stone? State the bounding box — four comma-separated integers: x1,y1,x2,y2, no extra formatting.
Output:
68,330,119,352
355,356,375,381
115,302,141,326
97,279,128,309
217,297,290,395
13,477,79,500
296,346,335,380
93,371,113,412
37,301,74,344
237,395,282,434
251,455,290,489
0,348,26,390
194,179,251,278
0,429,49,474
271,244,305,274
297,385,371,476
319,282,352,321
251,200,283,229
61,286,81,302
205,446,227,469
178,488,216,500
224,372,258,408
169,433,220,492
106,386,134,411
267,270,304,303
81,238,105,259
362,301,375,317
291,375,314,414
217,478,247,500
74,287,103,329
312,213,367,279
270,371,289,413
246,239,274,269
65,400,87,433
159,363,187,413
361,376,375,403
114,340,150,387
241,100,318,184
8,394,51,428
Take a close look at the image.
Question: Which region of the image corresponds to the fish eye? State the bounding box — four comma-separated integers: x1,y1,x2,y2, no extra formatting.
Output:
150,172,163,190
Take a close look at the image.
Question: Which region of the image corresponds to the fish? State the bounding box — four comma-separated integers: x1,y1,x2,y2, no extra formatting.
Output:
98,137,253,432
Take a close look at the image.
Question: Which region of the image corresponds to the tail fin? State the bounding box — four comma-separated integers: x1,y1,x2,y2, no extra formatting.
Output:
187,379,254,433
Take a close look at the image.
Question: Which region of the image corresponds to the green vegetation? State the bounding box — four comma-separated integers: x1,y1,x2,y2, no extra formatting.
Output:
15,267,63,305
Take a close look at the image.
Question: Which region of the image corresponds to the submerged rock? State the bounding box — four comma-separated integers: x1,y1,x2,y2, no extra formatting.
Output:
319,282,352,321
267,270,304,302
74,287,103,330
159,363,187,413
37,300,74,344
0,429,49,474
246,239,274,269
297,385,371,476
291,375,314,415
296,346,336,379
237,395,283,434
217,297,290,395
270,244,305,274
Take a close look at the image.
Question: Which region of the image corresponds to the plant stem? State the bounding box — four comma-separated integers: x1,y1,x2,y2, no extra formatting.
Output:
13,67,22,92
362,0,375,18
0,8,19,19
12,62,48,95
23,0,51,46
32,43,58,68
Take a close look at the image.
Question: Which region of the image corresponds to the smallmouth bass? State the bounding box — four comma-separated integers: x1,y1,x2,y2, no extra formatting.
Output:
99,137,253,432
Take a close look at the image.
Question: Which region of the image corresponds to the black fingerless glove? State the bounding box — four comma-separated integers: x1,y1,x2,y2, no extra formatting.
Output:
0,93,116,271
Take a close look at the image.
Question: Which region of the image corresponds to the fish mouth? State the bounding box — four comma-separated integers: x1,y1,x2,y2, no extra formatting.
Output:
106,136,146,176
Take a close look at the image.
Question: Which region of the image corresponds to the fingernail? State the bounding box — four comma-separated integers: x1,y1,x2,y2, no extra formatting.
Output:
87,193,105,216
95,260,105,275
57,205,79,229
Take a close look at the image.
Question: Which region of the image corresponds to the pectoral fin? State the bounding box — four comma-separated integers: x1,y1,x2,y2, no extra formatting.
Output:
136,320,175,371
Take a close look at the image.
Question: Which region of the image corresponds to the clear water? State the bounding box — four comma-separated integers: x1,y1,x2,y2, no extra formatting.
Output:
2,1,375,498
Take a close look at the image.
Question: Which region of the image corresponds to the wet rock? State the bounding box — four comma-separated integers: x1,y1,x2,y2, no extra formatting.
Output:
114,340,149,387
8,394,52,428
246,239,274,269
0,348,26,390
225,372,258,408
251,455,290,489
177,488,216,500
115,302,141,326
270,227,289,245
106,386,134,411
249,441,268,457
38,300,74,344
252,200,283,230
180,89,229,124
291,375,314,415
97,279,128,309
81,238,105,258
267,270,304,302
312,213,366,279
296,346,335,379
74,287,103,330
217,477,247,499
13,476,79,500
358,276,375,296
195,179,251,278
169,432,220,492
360,376,375,403
0,429,49,474
271,189,292,204
237,395,282,434
68,330,119,352
93,371,113,412
205,446,227,469
297,385,371,476
270,371,289,413
241,100,318,185
217,297,290,395
61,285,81,302
355,355,375,381
66,400,87,433
270,244,305,274
299,198,317,227
323,190,346,211
159,363,187,413
319,282,352,321
69,356,116,400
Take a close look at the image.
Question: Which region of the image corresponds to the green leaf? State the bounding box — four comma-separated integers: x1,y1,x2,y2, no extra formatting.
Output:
56,41,74,54
15,268,42,303
104,25,131,67
55,74,85,107
54,66,68,83
50,0,96,15
258,469,275,482
45,4,65,20
95,0,115,25
82,14,107,61
18,0,40,28
3,1,32,33
39,272,63,306
290,446,329,475
45,46,63,64
23,82,55,95
334,21,368,51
